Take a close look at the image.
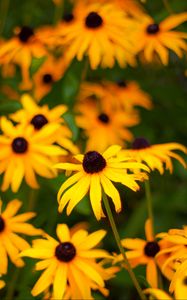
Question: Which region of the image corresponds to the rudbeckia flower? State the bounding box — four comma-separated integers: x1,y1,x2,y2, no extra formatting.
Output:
169,260,187,300
20,223,112,299
75,97,139,152
135,13,187,65
32,55,67,101
116,219,162,288
0,199,42,274
78,80,152,112
55,145,149,220
11,94,78,155
55,2,137,69
119,137,187,174
0,26,47,89
156,226,187,280
0,117,66,192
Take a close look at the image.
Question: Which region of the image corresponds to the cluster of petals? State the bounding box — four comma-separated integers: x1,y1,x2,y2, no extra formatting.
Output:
20,223,117,299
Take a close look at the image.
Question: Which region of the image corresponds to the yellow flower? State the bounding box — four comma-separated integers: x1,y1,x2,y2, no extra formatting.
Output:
144,288,173,300
156,227,187,280
10,94,78,155
55,145,149,220
169,260,187,300
55,2,137,69
32,55,67,101
78,80,152,113
135,13,187,65
0,199,41,274
0,116,65,192
119,137,186,174
20,223,111,299
0,26,48,89
117,219,162,288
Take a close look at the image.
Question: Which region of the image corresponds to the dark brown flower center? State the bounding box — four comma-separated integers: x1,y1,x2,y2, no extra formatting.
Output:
30,114,48,130
18,26,34,42
146,23,160,34
12,137,28,153
98,113,110,124
55,242,76,262
0,216,5,233
144,241,160,257
42,73,53,84
132,137,150,149
183,276,187,285
85,12,103,28
83,151,106,173
117,80,127,88
63,13,74,22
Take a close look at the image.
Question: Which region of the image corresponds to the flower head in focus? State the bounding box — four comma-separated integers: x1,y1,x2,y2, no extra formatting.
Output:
20,223,112,299
55,145,149,220
116,219,163,288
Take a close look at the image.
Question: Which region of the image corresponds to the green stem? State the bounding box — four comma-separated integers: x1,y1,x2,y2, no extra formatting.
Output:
102,192,146,300
145,181,154,236
53,0,64,24
162,0,173,14
5,268,20,300
0,0,10,35
28,189,38,211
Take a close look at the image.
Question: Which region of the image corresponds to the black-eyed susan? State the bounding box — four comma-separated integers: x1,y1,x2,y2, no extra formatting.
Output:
119,137,187,174
54,1,137,69
0,26,47,89
169,260,187,300
117,219,162,288
78,80,152,113
44,259,119,299
11,94,78,155
104,80,152,112
156,226,187,280
32,55,67,101
135,13,187,65
0,199,42,274
55,145,149,220
0,116,66,192
20,223,111,299
75,97,139,152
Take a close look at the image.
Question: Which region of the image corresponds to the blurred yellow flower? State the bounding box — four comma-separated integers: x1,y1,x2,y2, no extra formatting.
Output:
54,2,137,69
0,26,48,89
0,199,42,274
135,13,187,65
75,97,139,152
144,288,172,300
21,223,111,299
55,145,149,220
